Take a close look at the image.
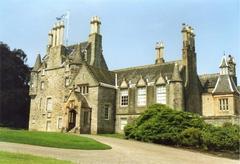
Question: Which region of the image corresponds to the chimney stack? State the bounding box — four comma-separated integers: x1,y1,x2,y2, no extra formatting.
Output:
90,16,101,34
155,42,165,64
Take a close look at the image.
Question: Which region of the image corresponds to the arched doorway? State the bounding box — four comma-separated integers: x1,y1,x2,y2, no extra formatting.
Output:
68,110,77,131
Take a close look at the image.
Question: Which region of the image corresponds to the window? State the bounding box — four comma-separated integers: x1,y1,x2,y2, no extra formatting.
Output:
104,104,110,120
57,117,63,129
78,84,89,94
120,90,128,106
65,77,70,86
40,81,44,90
219,98,229,110
156,85,166,104
46,97,53,111
137,87,146,106
120,118,127,130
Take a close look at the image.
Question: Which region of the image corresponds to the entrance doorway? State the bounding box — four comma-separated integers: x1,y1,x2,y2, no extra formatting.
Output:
68,110,77,131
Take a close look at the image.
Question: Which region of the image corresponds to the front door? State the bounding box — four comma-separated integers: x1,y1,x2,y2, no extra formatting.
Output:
68,110,77,131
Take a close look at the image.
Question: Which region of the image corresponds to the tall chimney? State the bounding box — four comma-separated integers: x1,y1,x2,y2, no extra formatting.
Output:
90,16,101,34
155,42,165,64
57,21,65,45
52,23,57,47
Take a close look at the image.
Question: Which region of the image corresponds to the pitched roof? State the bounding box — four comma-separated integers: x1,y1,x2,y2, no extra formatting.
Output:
199,73,219,89
219,55,229,68
113,60,182,85
87,64,115,85
32,54,41,71
212,75,240,95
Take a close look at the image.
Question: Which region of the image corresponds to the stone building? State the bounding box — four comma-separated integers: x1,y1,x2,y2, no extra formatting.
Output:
29,17,240,134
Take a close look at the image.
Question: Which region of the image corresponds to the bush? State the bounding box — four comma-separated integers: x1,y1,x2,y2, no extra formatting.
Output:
124,104,240,153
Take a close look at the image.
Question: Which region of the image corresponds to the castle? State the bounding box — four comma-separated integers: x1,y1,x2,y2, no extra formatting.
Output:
29,17,240,134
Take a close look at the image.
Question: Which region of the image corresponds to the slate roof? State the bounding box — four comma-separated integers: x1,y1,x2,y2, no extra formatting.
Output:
212,75,240,95
199,73,219,89
32,54,42,71
66,42,89,63
113,60,182,85
87,64,115,85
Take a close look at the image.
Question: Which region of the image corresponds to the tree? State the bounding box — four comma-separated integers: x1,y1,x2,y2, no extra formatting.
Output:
0,42,30,128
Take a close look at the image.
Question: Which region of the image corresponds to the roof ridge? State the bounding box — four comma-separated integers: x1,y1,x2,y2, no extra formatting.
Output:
112,60,182,72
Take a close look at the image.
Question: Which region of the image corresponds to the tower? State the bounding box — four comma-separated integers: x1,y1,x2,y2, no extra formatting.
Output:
181,23,202,114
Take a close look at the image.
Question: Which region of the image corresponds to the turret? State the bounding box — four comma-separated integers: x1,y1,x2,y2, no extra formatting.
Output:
155,42,165,64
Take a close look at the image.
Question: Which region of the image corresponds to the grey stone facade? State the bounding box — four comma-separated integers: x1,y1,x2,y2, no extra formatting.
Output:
29,17,239,134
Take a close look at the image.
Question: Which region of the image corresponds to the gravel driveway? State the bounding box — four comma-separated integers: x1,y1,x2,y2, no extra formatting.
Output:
0,134,238,164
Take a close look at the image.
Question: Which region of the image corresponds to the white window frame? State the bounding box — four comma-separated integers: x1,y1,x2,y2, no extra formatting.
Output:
137,87,146,106
120,89,129,107
219,98,229,110
156,85,166,104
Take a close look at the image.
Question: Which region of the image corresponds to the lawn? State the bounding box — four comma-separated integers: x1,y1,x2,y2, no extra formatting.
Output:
0,128,111,150
0,151,72,164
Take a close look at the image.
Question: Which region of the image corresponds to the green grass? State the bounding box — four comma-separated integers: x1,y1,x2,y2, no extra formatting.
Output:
0,128,111,150
99,133,125,139
0,151,72,164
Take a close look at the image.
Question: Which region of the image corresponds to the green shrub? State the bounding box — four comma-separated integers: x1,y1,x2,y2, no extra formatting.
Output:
179,128,202,148
124,104,240,153
202,124,240,153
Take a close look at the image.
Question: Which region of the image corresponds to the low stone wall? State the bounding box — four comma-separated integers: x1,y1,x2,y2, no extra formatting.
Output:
202,115,239,126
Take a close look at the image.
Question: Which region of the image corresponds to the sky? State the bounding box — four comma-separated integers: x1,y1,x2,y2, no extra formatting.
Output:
0,0,239,84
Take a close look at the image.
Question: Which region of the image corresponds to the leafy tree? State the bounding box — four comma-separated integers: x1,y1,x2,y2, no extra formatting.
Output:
0,42,30,128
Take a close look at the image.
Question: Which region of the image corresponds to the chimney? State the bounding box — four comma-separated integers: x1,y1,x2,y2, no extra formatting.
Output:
155,42,165,64
58,21,65,45
52,23,57,47
90,16,101,34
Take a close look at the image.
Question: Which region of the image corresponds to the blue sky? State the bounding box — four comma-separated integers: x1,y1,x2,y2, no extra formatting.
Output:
0,0,239,84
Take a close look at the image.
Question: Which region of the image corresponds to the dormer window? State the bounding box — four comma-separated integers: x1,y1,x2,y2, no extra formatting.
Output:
156,85,166,104
120,89,128,107
137,87,146,106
